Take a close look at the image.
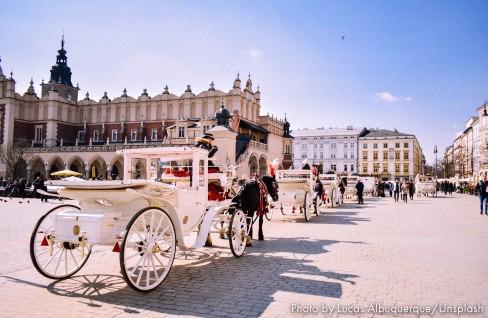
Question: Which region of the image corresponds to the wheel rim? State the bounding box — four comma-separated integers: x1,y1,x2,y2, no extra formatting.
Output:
121,208,176,291
229,210,247,257
304,193,310,221
30,204,91,279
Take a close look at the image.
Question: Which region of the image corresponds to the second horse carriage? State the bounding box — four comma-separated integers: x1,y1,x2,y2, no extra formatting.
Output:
270,169,320,221
30,146,263,292
318,172,343,208
415,174,438,197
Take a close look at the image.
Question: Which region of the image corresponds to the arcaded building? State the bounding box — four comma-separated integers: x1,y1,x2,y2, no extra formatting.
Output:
0,38,293,181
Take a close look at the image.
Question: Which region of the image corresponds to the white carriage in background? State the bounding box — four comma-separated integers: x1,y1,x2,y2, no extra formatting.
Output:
342,175,359,200
271,169,320,221
361,177,376,196
415,174,438,197
318,173,343,208
30,147,249,292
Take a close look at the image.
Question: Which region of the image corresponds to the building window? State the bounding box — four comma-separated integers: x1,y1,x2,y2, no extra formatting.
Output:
319,143,323,149
285,145,291,154
363,165,368,172
395,164,400,172
131,129,137,141
301,153,307,159
301,144,307,150
404,142,409,148
404,164,409,172
383,143,388,148
383,165,388,172
373,143,378,149
351,153,355,159
363,144,367,149
395,142,400,148
374,165,379,172
404,151,409,159
34,125,43,143
93,130,99,142
344,165,348,172
78,131,84,141
363,152,368,159
344,143,347,148
331,153,336,159
373,152,378,159
319,152,323,158
178,127,185,138
313,152,317,159
344,153,348,159
331,143,336,149
313,143,318,149
331,164,337,171
111,130,117,141
151,128,158,140
395,152,400,159
351,165,354,172
383,152,388,159
351,143,355,148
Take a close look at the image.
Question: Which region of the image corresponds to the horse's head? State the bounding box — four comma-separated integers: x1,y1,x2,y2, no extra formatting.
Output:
261,175,279,202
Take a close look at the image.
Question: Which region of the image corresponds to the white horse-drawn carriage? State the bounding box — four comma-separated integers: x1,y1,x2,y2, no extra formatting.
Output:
415,174,437,197
343,175,359,200
318,173,342,208
30,146,250,292
269,169,320,221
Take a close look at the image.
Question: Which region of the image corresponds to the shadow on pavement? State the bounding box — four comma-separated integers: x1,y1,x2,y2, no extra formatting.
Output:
12,238,360,316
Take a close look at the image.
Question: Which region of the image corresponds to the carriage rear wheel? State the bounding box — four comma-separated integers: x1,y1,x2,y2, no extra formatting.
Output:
303,192,311,222
30,204,91,279
228,209,247,258
120,207,176,292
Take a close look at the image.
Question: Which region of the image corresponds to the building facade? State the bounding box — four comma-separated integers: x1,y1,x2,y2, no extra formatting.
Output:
291,126,366,174
0,39,292,181
358,129,423,181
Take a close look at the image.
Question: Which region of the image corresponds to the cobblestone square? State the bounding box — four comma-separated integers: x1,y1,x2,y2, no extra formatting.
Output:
0,193,486,317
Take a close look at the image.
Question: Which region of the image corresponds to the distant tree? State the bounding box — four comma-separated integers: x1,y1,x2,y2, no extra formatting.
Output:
0,140,33,179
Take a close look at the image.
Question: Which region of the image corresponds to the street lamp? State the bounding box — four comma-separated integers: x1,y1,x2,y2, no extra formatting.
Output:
434,145,438,180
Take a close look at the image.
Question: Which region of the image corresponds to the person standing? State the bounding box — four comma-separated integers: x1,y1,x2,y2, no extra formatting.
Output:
393,179,400,202
402,179,408,203
475,177,488,215
388,181,393,197
356,179,365,204
408,179,414,200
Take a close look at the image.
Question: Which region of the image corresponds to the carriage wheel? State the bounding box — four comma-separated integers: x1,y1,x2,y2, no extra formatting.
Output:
120,207,176,292
303,192,311,222
314,196,320,216
30,204,91,279
228,209,247,258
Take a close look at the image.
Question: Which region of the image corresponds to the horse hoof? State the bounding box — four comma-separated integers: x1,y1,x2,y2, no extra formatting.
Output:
246,237,253,247
204,242,213,247
258,236,264,241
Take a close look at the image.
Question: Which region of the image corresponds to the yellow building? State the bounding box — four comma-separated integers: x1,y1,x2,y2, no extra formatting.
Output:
358,129,423,181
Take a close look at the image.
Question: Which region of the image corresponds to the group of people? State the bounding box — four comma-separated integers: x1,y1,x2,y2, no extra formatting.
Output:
390,178,414,203
0,176,49,200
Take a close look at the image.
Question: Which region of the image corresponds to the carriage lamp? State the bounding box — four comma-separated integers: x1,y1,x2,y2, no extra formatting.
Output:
78,231,88,258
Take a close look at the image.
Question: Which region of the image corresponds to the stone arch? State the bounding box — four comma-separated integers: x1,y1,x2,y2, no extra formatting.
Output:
259,155,268,176
132,158,147,179
68,156,84,174
190,102,196,118
110,155,124,180
29,156,46,181
167,103,173,119
48,156,64,179
248,153,259,177
88,155,106,180
178,103,184,119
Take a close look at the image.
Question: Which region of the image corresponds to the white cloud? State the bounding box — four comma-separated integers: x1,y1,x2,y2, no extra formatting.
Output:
375,92,413,103
244,48,263,60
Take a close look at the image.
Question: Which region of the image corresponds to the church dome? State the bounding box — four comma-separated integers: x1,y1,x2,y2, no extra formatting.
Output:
215,100,231,126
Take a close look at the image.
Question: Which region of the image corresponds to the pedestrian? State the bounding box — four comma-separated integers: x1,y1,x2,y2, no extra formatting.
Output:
475,177,488,215
388,181,393,197
409,179,414,200
402,179,408,203
393,178,400,202
356,179,364,204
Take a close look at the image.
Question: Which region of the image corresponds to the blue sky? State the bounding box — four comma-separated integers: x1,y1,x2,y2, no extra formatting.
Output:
1,0,487,164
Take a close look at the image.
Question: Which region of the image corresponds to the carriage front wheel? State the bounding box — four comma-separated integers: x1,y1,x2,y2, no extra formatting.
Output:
228,209,248,258
30,204,91,279
120,207,176,292
303,192,311,222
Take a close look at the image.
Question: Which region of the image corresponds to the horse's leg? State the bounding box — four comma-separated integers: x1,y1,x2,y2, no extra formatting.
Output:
258,215,264,241
246,210,254,247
